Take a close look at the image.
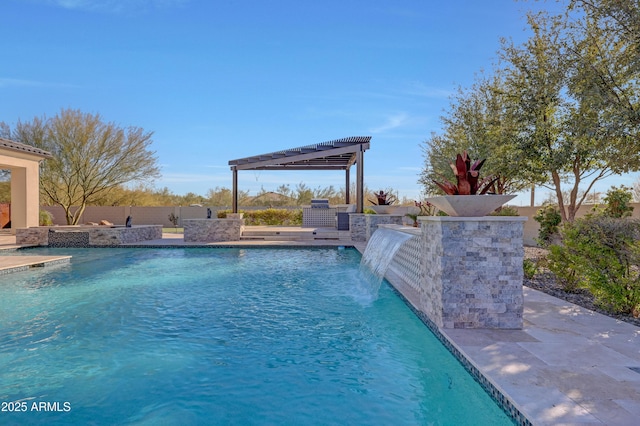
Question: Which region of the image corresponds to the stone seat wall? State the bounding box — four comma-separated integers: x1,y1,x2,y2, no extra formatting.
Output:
16,225,162,247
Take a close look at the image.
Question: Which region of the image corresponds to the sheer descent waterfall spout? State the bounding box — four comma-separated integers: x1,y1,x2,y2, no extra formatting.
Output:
361,227,413,282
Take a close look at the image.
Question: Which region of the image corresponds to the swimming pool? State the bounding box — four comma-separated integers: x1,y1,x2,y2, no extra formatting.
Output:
0,247,513,425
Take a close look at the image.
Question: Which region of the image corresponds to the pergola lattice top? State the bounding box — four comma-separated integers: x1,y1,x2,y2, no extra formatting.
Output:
228,136,371,171
228,136,371,213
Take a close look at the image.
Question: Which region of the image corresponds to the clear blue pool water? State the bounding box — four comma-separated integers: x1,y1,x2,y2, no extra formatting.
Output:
0,247,513,425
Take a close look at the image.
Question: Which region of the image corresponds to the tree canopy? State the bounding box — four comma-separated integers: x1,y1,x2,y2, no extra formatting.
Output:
420,0,640,222
419,72,533,197
3,109,160,224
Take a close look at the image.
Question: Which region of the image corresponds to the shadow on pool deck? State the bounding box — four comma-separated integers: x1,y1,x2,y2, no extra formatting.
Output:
1,231,639,425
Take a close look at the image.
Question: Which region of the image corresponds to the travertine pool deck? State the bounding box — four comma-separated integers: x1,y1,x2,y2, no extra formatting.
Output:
1,230,639,425
444,287,640,425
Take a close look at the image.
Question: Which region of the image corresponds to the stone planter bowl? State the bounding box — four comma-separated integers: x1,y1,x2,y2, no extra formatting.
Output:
425,194,516,217
369,205,395,214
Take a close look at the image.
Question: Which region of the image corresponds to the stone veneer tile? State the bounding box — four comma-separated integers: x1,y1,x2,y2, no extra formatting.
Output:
419,217,526,330
15,226,162,246
184,219,243,242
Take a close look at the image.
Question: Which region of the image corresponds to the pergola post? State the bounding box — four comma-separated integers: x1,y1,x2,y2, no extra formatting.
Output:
356,148,364,213
232,167,238,213
345,167,350,204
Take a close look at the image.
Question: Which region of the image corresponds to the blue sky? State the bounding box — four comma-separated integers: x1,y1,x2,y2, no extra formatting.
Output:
2,0,632,204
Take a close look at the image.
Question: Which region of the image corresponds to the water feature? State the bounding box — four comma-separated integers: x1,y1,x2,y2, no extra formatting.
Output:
0,247,513,425
360,226,413,286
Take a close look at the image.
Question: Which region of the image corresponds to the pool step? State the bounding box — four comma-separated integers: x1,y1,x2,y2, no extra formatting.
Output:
0,255,72,275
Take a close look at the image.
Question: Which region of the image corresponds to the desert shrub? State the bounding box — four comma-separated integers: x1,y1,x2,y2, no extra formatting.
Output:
217,209,302,225
39,209,54,226
602,185,634,218
491,205,520,216
523,259,538,279
533,204,562,246
547,243,582,292
547,216,640,315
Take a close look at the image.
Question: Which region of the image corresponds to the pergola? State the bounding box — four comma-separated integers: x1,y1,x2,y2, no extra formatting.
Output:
0,138,53,231
228,136,371,213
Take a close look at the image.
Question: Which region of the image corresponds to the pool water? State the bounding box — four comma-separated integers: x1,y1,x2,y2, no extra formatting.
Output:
0,248,513,425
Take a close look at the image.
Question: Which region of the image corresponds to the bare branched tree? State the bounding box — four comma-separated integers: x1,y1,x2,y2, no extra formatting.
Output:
8,109,160,224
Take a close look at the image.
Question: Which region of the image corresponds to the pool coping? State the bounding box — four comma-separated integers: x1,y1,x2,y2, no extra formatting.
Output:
0,254,72,275
381,260,640,426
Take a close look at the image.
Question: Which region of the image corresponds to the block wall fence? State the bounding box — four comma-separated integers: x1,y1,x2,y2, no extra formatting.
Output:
39,202,640,246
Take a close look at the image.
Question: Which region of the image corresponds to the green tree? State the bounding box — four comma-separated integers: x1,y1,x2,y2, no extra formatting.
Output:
93,184,165,206
7,108,160,224
533,204,563,246
207,186,250,206
275,184,294,200
180,192,207,206
295,183,314,205
420,72,533,196
313,185,339,201
567,0,640,134
501,10,640,221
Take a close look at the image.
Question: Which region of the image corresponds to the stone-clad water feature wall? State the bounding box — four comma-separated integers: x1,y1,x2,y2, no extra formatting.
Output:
349,214,405,242
183,219,244,242
377,216,527,329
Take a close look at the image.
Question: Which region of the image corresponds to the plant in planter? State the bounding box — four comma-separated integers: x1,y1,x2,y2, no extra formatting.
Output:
368,190,398,214
406,200,435,226
433,151,497,195
428,151,515,217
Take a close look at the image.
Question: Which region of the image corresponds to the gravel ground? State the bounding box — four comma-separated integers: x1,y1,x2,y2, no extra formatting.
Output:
523,247,640,328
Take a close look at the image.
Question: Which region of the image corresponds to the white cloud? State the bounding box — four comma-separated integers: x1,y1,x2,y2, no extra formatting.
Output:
0,78,43,88
44,0,188,13
403,81,453,99
369,113,409,134
54,0,91,9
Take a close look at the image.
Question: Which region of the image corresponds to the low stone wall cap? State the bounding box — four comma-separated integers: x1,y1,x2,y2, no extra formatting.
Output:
420,216,528,222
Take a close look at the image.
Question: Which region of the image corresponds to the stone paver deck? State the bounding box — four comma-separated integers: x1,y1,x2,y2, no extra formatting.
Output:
441,287,640,425
1,230,639,424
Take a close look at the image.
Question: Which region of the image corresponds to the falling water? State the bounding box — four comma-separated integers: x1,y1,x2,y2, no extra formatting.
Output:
359,227,413,297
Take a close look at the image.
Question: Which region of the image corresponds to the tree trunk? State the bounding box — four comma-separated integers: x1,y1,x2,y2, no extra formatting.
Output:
63,204,86,225
551,171,568,222
71,204,87,225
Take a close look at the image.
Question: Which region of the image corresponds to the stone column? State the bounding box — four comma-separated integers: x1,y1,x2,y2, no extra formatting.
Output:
349,214,405,242
420,216,527,329
365,214,404,240
183,218,243,242
349,214,367,242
